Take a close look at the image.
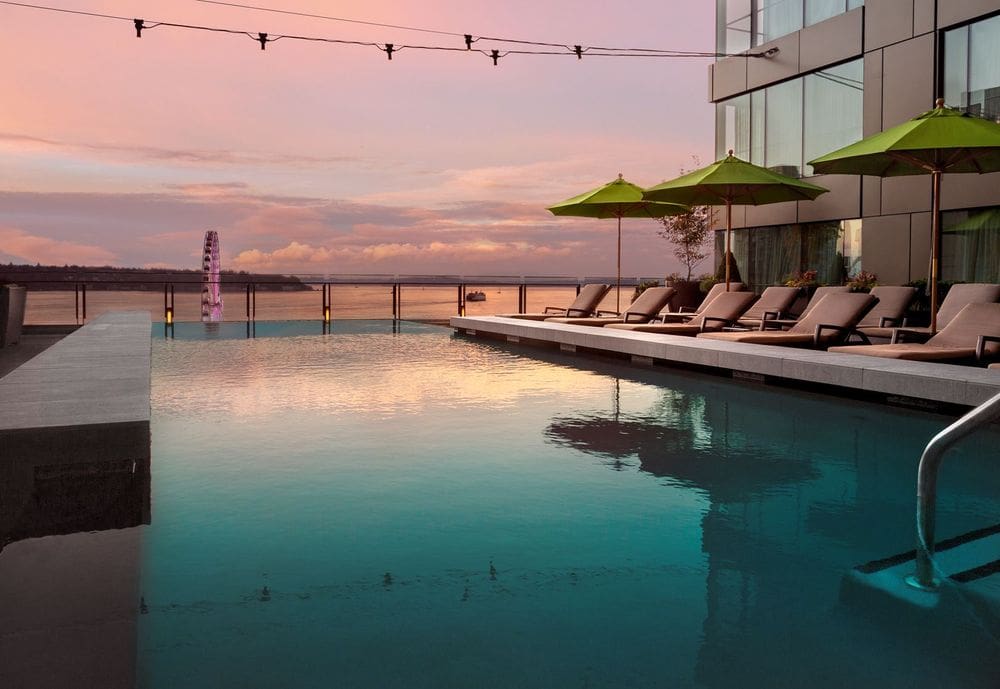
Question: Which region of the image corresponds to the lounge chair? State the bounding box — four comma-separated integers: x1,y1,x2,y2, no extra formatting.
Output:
658,282,745,322
759,285,852,329
497,283,611,321
545,286,676,326
858,282,1000,341
697,292,878,348
852,285,919,341
828,303,1000,362
733,286,800,329
606,291,758,335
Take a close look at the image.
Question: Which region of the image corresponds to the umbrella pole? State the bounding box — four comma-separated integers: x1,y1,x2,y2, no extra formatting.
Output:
725,199,732,291
930,169,942,333
617,215,622,313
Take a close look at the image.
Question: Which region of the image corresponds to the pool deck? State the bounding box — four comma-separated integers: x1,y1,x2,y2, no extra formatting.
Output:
0,310,151,689
451,316,1000,410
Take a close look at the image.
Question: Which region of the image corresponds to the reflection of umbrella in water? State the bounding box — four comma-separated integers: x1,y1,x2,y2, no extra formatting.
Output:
545,413,817,502
547,175,688,312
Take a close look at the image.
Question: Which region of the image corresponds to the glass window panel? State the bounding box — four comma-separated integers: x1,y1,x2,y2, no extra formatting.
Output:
805,0,844,27
840,219,863,277
764,79,803,176
943,26,970,110
751,90,766,165
756,0,803,45
803,59,863,174
942,207,1000,283
716,95,751,160
718,0,752,54
968,15,1000,121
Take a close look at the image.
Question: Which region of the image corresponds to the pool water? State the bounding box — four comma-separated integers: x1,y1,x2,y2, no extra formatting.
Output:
140,321,1000,688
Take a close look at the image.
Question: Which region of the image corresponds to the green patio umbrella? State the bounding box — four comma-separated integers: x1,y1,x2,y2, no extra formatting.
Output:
809,99,1000,331
642,152,828,290
548,174,688,312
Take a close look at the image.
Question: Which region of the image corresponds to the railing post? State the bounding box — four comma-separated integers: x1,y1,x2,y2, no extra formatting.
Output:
245,283,251,321
75,283,80,323
81,283,87,321
458,284,465,316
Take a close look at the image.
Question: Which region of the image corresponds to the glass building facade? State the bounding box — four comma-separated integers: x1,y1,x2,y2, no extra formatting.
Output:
944,14,1000,122
716,219,862,292
716,0,863,54
715,60,863,177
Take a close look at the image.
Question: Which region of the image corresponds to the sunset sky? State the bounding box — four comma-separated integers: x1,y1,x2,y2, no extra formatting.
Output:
0,1,715,277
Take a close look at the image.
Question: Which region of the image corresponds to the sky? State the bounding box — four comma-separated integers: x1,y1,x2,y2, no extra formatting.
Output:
0,1,716,278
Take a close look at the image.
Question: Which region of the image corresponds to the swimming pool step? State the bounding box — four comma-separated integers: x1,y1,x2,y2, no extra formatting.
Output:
840,525,1000,642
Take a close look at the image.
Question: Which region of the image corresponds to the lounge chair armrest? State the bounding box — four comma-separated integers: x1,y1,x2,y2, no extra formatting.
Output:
596,310,620,317
676,306,697,313
878,316,903,328
813,323,851,348
700,316,732,332
760,318,788,331
976,335,1000,362
565,308,592,317
891,328,932,344
761,310,782,321
543,306,566,314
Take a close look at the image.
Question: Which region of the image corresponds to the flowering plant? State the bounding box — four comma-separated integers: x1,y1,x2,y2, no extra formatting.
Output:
846,270,878,292
784,269,818,288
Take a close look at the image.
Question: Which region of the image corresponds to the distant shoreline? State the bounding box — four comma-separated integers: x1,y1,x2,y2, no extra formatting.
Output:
0,264,311,292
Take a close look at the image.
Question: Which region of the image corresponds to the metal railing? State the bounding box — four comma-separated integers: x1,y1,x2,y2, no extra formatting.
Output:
10,273,656,325
909,391,1000,590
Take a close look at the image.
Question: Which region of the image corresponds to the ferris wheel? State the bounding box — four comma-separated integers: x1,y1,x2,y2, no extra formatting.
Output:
201,230,224,322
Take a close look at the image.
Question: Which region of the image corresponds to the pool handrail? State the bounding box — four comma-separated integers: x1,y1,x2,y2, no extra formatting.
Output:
910,390,1000,590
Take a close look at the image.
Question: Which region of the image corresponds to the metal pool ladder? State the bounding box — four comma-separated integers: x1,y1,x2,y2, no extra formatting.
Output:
909,390,1000,591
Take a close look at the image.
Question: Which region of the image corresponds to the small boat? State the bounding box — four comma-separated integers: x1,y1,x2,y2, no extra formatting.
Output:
466,290,487,302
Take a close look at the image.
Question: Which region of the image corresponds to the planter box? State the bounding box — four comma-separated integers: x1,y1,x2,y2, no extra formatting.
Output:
0,285,27,346
668,280,703,311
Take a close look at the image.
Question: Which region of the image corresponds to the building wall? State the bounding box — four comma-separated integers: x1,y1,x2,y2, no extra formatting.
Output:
710,1,1000,285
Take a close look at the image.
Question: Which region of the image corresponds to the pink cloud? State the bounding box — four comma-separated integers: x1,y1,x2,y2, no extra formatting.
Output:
0,226,118,265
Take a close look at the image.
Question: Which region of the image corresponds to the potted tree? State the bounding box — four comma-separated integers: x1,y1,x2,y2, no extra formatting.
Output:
0,282,27,346
656,202,712,310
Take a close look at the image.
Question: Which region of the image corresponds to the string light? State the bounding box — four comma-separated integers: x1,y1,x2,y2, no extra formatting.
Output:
0,0,776,65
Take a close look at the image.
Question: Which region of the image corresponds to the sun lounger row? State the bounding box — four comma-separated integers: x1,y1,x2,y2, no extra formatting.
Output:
495,281,1000,365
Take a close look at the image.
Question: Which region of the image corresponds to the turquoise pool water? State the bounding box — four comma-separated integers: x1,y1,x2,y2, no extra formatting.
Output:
141,321,1000,688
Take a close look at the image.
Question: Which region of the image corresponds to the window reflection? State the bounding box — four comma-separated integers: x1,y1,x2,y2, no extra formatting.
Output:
944,15,1000,121
716,0,863,53
942,207,1000,283
715,59,863,176
714,219,862,292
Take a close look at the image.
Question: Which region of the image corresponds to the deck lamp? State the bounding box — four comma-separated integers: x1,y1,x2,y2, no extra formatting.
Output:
165,306,174,325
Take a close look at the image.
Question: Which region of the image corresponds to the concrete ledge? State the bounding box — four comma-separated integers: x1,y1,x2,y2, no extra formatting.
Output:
451,316,1000,410
0,311,150,689
0,311,151,432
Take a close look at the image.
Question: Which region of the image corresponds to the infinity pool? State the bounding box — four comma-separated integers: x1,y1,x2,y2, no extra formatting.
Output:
139,321,999,688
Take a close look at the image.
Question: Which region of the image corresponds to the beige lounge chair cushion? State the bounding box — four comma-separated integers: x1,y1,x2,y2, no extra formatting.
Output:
497,283,610,320
796,285,851,319
857,286,918,328
699,293,877,346
829,303,1000,360
607,291,757,334
935,283,1000,327
699,331,817,345
735,286,799,326
545,286,675,326
659,282,744,322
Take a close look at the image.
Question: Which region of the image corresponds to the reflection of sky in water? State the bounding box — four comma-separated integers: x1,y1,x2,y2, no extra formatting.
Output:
140,327,1000,688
